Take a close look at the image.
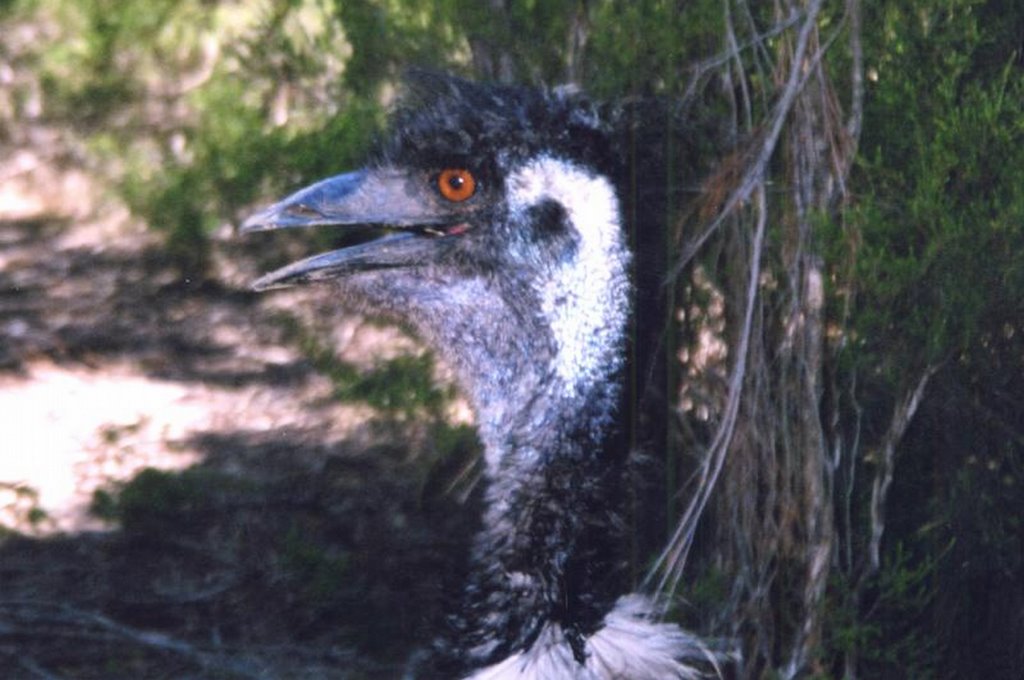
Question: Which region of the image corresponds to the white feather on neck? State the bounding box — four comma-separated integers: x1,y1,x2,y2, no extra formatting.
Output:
505,156,631,403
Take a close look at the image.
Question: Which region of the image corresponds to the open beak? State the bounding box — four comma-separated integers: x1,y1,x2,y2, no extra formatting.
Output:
241,169,463,290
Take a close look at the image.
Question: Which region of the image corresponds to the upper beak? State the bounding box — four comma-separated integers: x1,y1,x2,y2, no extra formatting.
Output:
242,169,458,290
241,170,372,232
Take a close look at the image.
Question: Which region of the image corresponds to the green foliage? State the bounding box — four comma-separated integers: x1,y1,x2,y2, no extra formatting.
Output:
427,421,480,462
824,574,881,660
677,563,730,624
0,0,24,16
847,2,1024,375
335,353,454,415
280,523,350,602
866,544,942,677
35,0,210,124
0,482,49,534
91,466,249,534
823,2,1024,676
585,0,722,96
335,0,466,93
21,0,384,273
273,311,455,419
821,544,944,679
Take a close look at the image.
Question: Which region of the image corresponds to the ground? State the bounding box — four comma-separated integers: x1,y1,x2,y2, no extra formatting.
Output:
0,117,479,678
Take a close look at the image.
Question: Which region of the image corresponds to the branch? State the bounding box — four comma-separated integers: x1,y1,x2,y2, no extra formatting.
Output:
0,601,264,679
564,0,591,86
844,0,865,148
865,363,941,576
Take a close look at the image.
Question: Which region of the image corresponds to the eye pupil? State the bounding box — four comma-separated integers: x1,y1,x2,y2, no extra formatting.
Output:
438,168,476,202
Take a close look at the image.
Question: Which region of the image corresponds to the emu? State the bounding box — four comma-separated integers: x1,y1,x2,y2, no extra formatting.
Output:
243,73,716,679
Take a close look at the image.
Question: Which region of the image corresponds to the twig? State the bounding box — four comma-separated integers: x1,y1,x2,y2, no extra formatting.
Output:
648,182,769,601
672,0,828,276
0,601,267,679
648,0,828,602
15,656,65,680
679,9,802,106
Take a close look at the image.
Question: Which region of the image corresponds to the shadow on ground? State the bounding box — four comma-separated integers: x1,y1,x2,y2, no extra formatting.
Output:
1,429,478,679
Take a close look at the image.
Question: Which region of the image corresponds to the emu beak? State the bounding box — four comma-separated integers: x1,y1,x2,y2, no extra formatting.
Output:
242,169,459,290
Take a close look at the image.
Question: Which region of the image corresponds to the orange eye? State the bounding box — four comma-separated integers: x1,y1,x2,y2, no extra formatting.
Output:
437,168,476,202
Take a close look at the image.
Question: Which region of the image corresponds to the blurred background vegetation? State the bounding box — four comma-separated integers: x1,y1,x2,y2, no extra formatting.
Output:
1,0,1022,678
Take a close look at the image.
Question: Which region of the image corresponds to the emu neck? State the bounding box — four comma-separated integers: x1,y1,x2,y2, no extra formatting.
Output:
436,359,630,675
429,285,631,675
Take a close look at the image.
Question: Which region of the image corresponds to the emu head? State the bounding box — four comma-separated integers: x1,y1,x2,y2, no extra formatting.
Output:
243,74,633,469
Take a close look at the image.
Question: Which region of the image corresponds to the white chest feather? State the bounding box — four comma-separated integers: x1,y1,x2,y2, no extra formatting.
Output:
465,595,714,680
506,157,631,400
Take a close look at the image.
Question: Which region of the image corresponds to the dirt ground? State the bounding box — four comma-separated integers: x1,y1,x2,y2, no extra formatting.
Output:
0,121,478,677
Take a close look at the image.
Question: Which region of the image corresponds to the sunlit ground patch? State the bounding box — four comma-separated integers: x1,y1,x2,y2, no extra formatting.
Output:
0,361,204,534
